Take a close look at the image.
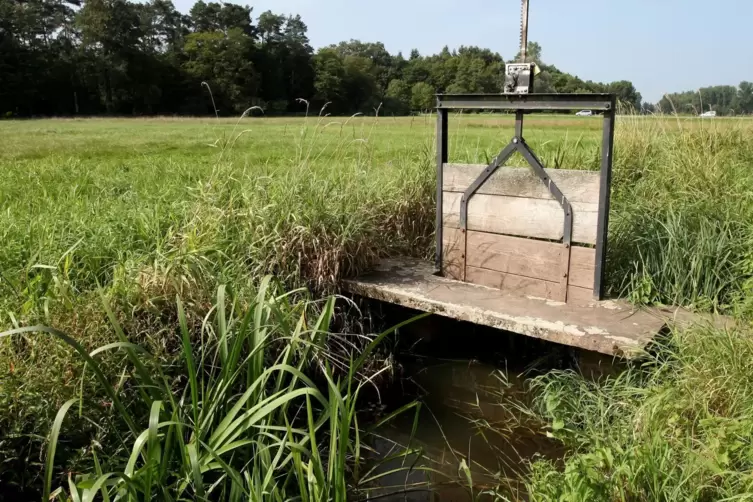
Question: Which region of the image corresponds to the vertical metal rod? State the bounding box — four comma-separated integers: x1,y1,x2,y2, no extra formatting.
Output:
593,101,616,300
519,0,530,63
515,110,524,139
436,107,448,274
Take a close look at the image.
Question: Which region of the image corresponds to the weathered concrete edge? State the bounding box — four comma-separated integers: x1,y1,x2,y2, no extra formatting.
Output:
342,279,648,358
649,305,736,334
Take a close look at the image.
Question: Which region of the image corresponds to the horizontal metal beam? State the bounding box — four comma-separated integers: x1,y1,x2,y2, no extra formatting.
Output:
436,93,614,111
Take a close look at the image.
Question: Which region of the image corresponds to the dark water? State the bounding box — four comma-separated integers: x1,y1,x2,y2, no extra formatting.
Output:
357,306,616,501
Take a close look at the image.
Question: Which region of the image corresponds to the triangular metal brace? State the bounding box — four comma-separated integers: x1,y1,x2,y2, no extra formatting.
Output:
458,113,573,302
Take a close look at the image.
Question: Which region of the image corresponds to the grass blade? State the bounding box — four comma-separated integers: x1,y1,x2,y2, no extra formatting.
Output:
44,398,77,501
178,296,200,436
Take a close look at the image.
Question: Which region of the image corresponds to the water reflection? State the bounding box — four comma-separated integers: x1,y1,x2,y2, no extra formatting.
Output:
366,357,563,501
357,309,615,501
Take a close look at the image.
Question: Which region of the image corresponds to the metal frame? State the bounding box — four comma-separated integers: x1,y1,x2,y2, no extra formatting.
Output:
435,93,616,301
437,93,614,111
435,108,448,272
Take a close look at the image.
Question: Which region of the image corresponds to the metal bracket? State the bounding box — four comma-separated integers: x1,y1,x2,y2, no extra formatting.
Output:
504,63,536,94
458,111,573,301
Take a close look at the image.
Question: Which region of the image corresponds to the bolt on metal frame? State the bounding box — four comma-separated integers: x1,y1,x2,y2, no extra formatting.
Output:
435,93,617,301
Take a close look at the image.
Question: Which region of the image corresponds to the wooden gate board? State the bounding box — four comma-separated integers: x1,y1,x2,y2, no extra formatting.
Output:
342,259,731,358
441,164,600,304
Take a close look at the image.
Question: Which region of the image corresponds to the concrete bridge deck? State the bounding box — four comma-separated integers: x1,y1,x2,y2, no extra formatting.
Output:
343,258,730,358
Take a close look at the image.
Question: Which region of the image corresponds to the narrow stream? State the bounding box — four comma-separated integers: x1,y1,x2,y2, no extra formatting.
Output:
359,305,617,501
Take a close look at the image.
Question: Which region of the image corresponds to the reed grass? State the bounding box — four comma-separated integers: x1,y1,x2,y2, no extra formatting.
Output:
2,280,425,500
608,115,753,312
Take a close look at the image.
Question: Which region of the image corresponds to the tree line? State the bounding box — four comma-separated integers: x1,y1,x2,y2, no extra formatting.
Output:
656,83,753,116
2,0,648,117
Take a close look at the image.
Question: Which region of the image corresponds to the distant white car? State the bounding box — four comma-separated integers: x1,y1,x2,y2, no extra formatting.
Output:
575,110,593,116
700,111,717,118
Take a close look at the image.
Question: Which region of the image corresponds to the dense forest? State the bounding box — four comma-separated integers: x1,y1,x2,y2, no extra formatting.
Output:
0,0,747,117
0,0,648,116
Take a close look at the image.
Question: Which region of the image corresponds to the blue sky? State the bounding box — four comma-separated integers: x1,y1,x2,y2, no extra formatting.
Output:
173,0,753,102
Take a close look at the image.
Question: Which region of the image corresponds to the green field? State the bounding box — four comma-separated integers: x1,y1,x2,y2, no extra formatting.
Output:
3,114,752,309
3,115,753,500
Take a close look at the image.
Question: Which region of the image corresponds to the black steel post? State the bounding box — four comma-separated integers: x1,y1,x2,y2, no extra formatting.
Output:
436,108,448,273
593,101,616,300
515,110,524,139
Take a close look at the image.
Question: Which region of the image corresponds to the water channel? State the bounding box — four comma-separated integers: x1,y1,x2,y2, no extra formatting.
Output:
358,304,618,501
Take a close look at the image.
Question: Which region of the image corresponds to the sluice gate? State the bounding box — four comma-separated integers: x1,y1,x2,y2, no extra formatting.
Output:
345,94,726,358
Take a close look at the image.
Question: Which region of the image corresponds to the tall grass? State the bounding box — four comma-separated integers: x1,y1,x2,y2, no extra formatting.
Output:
2,115,752,316
606,116,753,312
0,115,435,312
525,324,753,501
0,115,435,496
1,279,424,500
3,113,753,498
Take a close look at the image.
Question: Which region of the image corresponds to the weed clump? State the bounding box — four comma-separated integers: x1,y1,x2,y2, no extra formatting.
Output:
526,325,753,501
2,281,421,500
608,117,753,313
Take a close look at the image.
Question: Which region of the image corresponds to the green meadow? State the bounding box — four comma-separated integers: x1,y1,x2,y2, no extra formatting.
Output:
2,114,753,500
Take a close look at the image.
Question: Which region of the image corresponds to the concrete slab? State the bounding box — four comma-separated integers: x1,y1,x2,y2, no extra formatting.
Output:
343,258,731,358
